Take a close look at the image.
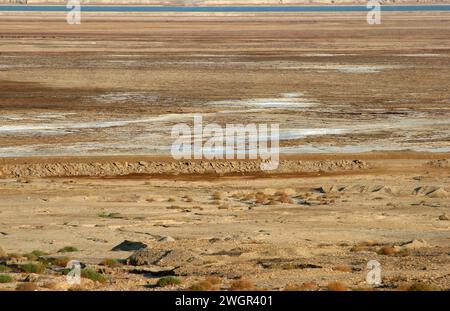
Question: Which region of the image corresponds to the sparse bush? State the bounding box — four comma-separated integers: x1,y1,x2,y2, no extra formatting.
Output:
168,197,176,202
377,246,397,256
30,250,47,257
16,282,38,291
284,282,318,291
327,281,348,291
0,265,11,272
100,258,122,268
212,192,223,200
190,280,213,291
0,274,14,283
333,265,352,273
81,268,107,283
230,279,254,291
156,276,181,287
19,262,45,274
58,246,79,253
189,276,221,291
403,282,441,291
50,257,71,267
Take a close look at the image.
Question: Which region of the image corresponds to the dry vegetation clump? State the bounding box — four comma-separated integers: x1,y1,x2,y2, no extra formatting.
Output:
377,246,398,256
48,257,71,267
284,282,318,291
212,192,223,200
57,246,79,253
241,193,255,201
156,276,181,287
16,282,38,291
100,258,122,268
19,262,45,274
0,274,14,283
332,265,352,273
397,282,441,291
327,281,348,291
230,279,254,291
81,268,107,283
168,197,176,202
189,276,221,291
350,241,381,252
255,192,268,204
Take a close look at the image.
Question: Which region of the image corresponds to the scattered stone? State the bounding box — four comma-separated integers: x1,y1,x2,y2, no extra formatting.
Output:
206,248,243,257
413,186,448,198
158,236,176,243
426,188,449,198
111,240,147,252
400,239,429,250
127,247,199,267
124,265,176,277
438,214,449,221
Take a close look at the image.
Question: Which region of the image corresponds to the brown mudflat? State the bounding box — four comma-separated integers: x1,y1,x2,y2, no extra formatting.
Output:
0,11,449,291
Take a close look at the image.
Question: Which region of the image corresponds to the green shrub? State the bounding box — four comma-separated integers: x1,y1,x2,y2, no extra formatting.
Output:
156,276,181,287
57,246,79,253
0,274,14,283
19,262,45,274
81,268,107,283
100,258,121,268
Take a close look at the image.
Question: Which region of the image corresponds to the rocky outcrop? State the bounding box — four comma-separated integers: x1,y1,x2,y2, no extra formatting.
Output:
0,159,368,178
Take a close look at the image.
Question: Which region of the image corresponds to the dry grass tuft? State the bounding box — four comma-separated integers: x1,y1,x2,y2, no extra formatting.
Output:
377,246,397,256
230,279,254,291
156,276,181,287
19,262,45,274
100,258,122,268
16,283,38,291
398,282,441,291
284,282,318,291
212,192,223,200
333,265,352,273
50,257,71,267
327,281,348,291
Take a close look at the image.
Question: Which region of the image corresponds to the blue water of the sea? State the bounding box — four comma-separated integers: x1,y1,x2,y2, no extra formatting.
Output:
0,5,449,12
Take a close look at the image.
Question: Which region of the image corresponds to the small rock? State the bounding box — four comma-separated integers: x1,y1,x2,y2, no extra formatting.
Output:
22,274,40,282
158,236,175,243
400,239,429,250
111,240,147,252
438,214,449,221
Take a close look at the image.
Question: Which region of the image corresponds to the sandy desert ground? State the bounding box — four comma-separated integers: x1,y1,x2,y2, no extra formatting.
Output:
0,10,449,291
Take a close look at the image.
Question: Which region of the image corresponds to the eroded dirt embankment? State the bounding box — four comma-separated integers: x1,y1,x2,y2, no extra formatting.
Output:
0,159,368,178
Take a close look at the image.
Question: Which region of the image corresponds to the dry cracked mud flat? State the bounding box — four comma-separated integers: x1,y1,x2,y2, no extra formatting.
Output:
0,11,449,291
